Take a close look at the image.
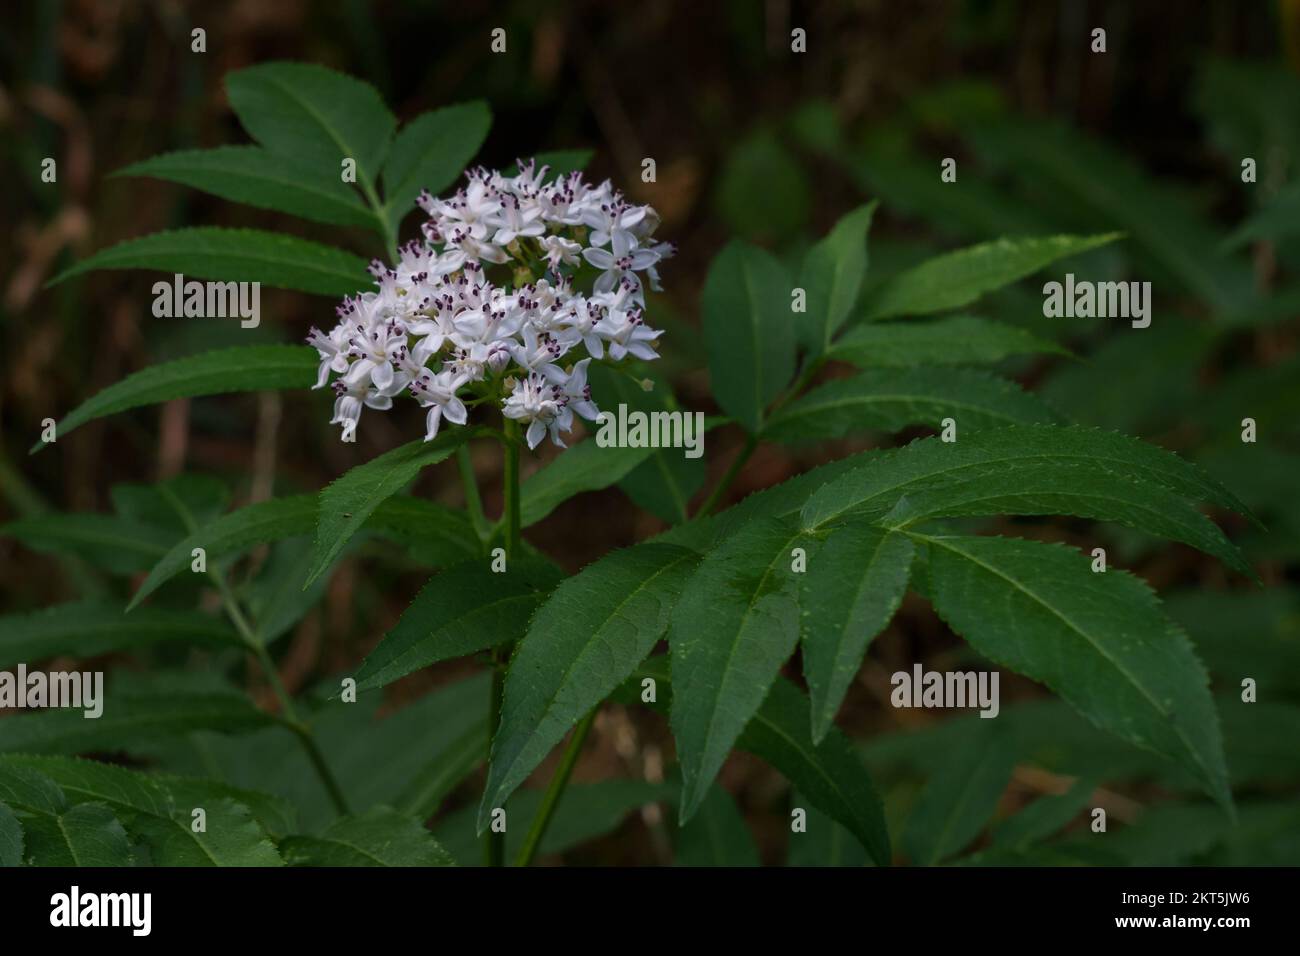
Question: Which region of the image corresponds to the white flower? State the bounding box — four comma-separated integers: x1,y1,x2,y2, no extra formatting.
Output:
539,234,582,270
503,373,571,449
410,369,469,442
310,158,669,449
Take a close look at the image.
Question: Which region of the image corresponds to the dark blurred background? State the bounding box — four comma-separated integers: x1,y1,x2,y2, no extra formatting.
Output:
3,0,1298,864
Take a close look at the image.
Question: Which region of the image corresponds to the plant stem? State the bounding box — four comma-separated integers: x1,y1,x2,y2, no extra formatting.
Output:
156,485,350,817
484,419,523,866
457,444,491,547
514,708,597,867
694,432,757,519
502,418,522,556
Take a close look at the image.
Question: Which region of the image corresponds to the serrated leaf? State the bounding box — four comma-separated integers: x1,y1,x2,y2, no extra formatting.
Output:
1,514,174,572
800,202,878,354
355,557,563,692
763,367,1055,444
627,656,890,864
922,534,1230,808
129,495,316,608
702,241,796,433
127,797,283,866
47,227,371,297
829,315,1067,367
675,782,759,866
801,525,913,743
115,146,377,228
226,61,395,188
519,439,656,526
669,516,809,820
879,461,1253,578
860,233,1119,321
0,694,274,755
22,802,133,867
965,119,1253,315
307,430,478,586
801,424,1254,530
31,345,317,452
0,601,239,667
902,726,1015,865
480,544,699,828
283,807,454,866
0,803,22,866
382,102,492,231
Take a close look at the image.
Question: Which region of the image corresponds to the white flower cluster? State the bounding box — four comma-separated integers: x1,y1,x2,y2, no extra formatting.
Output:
308,159,672,449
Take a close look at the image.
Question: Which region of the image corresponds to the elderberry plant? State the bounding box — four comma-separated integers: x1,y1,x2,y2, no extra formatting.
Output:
3,61,1269,868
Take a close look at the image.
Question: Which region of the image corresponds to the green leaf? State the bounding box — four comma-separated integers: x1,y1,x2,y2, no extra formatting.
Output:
22,802,133,867
828,315,1068,367
991,776,1096,849
965,118,1254,315
762,367,1056,444
675,783,759,866
242,539,329,645
701,241,796,433
359,496,480,567
437,780,669,864
282,807,455,866
115,146,377,228
585,365,704,524
801,424,1254,531
354,557,564,692
628,656,890,864
225,61,396,189
0,601,238,667
860,233,1119,321
787,794,870,866
1,514,174,572
800,202,877,354
480,544,699,828
922,534,1231,808
0,803,23,867
715,129,810,242
307,429,478,587
111,474,230,534
0,754,294,836
669,516,808,820
126,797,283,866
801,525,913,743
519,439,656,526
1223,181,1300,250
382,102,492,231
903,726,1015,864
31,345,317,452
130,495,317,608
47,227,371,297
0,694,274,755
879,461,1253,578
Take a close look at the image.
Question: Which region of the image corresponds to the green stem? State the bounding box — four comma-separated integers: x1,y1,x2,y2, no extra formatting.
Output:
157,484,349,817
457,444,491,548
502,419,522,557
514,708,597,867
484,420,523,866
361,178,398,264
694,433,757,519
